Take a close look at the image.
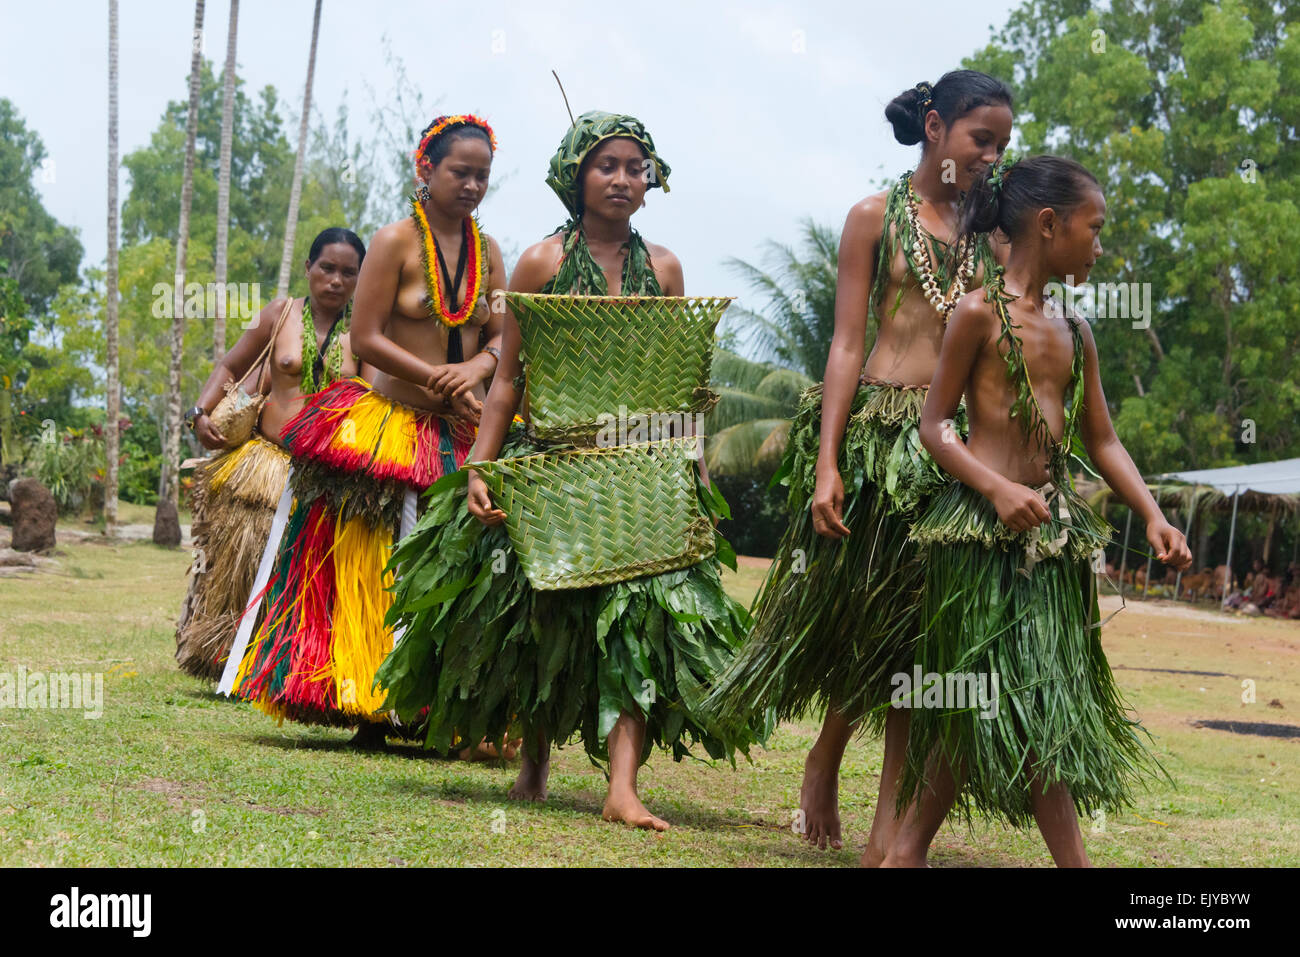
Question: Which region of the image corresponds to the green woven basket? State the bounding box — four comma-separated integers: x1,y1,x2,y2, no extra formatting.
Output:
474,437,715,590
506,293,730,443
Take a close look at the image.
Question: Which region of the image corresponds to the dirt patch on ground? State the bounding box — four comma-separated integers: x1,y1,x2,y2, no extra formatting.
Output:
134,776,324,817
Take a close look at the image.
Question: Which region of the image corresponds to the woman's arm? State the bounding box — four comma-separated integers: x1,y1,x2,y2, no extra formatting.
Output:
918,295,1051,533
1076,321,1191,568
190,298,282,449
463,241,558,525
811,196,884,538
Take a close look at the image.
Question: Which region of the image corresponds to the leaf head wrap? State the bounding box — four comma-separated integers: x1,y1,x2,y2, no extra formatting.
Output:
544,110,671,219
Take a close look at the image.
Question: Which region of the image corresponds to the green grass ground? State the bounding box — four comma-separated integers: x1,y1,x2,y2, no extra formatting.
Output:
1,535,1296,867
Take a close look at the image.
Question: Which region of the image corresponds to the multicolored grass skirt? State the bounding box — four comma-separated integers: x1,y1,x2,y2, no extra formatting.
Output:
175,434,291,680
374,428,763,766
706,380,959,732
898,480,1165,827
227,378,473,727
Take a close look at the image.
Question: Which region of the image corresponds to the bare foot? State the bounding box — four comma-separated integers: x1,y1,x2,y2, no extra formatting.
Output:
602,789,670,831
459,736,509,762
878,851,930,868
507,749,550,801
347,722,388,750
799,748,842,850
860,838,887,868
503,737,522,760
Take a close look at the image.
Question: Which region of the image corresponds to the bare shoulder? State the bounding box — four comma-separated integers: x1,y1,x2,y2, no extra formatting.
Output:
644,239,679,267
845,190,889,235
644,240,683,294
251,296,293,336
510,235,565,291
370,218,417,256
947,288,998,344
517,234,564,270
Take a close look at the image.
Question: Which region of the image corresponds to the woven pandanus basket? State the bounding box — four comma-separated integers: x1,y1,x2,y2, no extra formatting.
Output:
507,293,729,443
474,437,715,590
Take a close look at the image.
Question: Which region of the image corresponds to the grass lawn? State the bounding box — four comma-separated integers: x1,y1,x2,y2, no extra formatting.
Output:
0,529,1296,867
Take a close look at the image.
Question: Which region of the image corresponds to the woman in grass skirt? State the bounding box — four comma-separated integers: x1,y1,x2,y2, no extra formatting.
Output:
705,71,1013,861
886,155,1191,866
175,228,365,680
377,111,757,829
222,116,505,745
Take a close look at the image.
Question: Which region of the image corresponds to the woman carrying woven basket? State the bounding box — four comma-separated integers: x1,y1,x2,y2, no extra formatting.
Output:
376,111,756,829
705,71,1014,863
221,116,506,747
175,228,366,681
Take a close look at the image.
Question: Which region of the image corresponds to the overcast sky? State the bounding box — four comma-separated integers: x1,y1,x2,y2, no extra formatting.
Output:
4,0,1024,337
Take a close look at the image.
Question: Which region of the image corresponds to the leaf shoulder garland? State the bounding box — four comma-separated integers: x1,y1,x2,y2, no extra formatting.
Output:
299,297,351,393
984,269,1085,481
542,220,663,296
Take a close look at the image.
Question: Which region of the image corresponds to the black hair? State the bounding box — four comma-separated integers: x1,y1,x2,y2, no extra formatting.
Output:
421,124,493,167
307,227,366,266
885,69,1013,147
957,154,1100,243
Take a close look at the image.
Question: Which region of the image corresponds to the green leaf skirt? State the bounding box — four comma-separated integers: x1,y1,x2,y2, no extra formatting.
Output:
705,381,959,731
374,430,765,766
897,480,1167,827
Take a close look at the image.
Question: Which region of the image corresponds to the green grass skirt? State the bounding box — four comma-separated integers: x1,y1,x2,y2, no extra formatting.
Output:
374,431,763,766
898,480,1166,827
705,381,958,731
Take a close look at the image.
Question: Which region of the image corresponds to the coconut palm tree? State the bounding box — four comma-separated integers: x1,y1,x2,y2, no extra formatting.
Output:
274,0,322,301
153,0,205,546
213,0,238,361
703,218,838,476
704,348,812,477
725,218,839,380
104,0,120,537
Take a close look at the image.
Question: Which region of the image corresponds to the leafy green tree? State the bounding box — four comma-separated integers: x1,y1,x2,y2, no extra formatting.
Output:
0,100,84,315
0,101,84,463
967,0,1300,471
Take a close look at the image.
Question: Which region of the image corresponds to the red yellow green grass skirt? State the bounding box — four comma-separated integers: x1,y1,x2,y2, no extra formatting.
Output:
227,378,473,727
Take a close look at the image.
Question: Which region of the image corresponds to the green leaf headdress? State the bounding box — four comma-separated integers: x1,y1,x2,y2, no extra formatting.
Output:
544,110,671,219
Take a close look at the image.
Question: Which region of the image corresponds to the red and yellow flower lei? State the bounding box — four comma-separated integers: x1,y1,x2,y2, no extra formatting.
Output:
410,195,486,328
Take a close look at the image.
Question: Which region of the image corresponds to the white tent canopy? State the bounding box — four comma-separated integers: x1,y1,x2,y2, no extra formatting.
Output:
1141,456,1300,606
1154,457,1300,496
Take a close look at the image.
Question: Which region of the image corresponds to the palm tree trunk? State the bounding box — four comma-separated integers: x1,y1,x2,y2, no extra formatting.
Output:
104,0,121,538
213,0,238,362
274,0,322,301
154,0,205,546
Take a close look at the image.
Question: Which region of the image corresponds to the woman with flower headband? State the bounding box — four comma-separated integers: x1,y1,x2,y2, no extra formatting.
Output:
377,111,756,829
176,227,365,681
707,70,1014,864
886,154,1190,865
222,116,505,748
